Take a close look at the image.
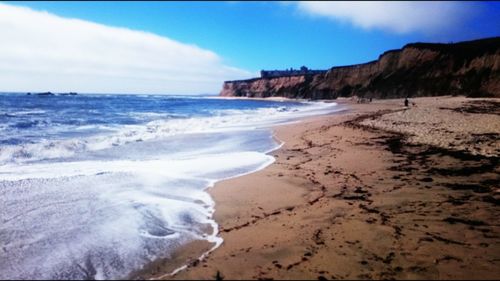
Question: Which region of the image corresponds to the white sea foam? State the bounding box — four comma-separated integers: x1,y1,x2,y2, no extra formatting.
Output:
4,109,47,116
0,101,340,164
0,150,274,279
0,100,340,279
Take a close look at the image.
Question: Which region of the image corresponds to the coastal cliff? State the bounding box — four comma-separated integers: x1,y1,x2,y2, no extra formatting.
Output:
220,37,500,99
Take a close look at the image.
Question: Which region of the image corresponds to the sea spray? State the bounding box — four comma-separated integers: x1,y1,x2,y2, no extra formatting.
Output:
0,93,341,279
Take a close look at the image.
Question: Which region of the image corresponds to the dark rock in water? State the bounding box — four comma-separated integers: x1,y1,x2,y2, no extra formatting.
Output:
33,91,78,96
26,92,31,95
36,92,55,96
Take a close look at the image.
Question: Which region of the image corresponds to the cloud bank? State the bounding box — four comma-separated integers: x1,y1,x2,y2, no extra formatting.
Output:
295,1,474,34
0,3,251,94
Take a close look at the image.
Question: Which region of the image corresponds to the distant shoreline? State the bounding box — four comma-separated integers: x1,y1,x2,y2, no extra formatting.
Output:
220,37,500,99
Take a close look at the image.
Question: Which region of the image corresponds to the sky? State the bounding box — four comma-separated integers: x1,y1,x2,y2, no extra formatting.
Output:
0,1,499,95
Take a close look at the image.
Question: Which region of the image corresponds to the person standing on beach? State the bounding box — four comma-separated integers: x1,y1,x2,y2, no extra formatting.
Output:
404,98,409,107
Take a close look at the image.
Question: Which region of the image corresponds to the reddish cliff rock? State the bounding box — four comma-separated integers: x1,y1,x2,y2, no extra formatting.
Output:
220,37,500,99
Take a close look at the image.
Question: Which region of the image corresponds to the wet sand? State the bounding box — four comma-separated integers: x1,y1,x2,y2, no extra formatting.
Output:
147,96,499,280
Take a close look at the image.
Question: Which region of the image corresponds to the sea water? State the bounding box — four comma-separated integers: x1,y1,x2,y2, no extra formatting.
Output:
0,93,341,279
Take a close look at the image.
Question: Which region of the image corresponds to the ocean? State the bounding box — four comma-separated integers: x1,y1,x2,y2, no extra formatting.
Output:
0,93,341,279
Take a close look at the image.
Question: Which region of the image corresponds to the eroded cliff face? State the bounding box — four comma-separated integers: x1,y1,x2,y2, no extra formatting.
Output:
220,76,311,98
220,37,500,99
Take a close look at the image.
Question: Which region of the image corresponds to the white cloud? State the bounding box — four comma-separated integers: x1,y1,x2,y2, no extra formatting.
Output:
294,1,473,34
0,3,252,94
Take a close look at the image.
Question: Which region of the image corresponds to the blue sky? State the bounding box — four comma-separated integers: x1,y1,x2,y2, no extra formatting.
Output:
1,1,499,94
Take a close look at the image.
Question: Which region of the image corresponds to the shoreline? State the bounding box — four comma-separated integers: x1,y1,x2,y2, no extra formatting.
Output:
144,96,499,280
204,95,303,102
132,100,353,280
126,98,346,280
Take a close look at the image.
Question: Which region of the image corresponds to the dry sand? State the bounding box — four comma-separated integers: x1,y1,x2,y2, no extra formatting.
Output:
143,96,499,280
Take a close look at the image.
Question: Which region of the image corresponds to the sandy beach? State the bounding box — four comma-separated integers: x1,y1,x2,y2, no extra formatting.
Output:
2,3,499,279
143,96,499,280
